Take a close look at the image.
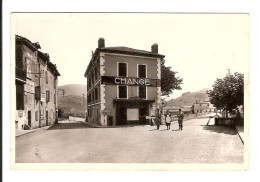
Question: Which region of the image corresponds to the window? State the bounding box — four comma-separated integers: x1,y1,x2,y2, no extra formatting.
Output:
45,71,48,84
91,71,94,85
95,88,98,100
54,78,56,89
92,91,95,102
118,63,127,77
118,86,127,98
54,93,56,104
88,77,92,88
88,94,91,104
46,90,50,102
35,111,38,121
139,86,146,99
96,108,99,119
95,67,99,80
138,65,146,78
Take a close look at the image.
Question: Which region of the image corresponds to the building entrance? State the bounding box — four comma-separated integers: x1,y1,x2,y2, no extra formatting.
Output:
117,107,127,125
28,111,31,127
139,108,148,124
46,111,48,126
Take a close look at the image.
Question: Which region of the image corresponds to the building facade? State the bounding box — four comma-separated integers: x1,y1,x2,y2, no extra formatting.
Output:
193,100,216,114
15,35,60,130
84,38,164,126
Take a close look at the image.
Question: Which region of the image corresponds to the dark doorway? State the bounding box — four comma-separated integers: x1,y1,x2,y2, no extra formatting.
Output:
46,111,48,126
139,108,147,124
28,111,31,127
117,107,127,125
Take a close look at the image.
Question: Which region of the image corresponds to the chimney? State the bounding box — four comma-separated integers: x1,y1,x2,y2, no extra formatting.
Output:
98,38,105,48
151,43,158,53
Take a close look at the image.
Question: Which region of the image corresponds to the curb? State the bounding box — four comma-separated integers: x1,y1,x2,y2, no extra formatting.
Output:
15,130,36,137
15,125,51,137
235,126,244,145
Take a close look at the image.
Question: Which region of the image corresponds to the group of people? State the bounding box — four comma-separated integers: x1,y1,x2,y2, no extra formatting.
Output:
154,109,184,130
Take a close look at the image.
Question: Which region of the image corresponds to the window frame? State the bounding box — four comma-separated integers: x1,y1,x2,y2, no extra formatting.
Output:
117,85,128,99
138,85,147,99
117,62,128,77
137,64,147,78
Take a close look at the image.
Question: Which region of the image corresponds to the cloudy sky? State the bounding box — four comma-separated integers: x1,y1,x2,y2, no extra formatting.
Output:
13,13,249,98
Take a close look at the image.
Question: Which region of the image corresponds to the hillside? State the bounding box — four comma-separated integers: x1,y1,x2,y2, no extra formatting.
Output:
167,88,210,106
57,84,87,116
58,84,87,97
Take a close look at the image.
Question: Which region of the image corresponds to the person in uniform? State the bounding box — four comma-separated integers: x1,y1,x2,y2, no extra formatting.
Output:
177,109,184,130
155,109,161,130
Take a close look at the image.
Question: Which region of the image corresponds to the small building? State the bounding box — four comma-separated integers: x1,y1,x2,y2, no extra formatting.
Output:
193,100,215,114
15,35,60,130
84,38,164,126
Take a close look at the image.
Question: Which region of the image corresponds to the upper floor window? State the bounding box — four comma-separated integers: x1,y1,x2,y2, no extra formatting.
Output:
95,67,99,80
138,65,146,78
118,85,127,99
45,71,48,84
95,87,98,100
118,62,127,77
88,77,92,88
139,86,146,99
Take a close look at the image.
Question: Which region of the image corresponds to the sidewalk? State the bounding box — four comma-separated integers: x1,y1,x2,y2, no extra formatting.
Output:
235,126,244,144
15,126,51,137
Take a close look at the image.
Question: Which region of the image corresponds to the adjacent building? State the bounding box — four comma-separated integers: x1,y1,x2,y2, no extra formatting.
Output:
84,38,164,126
15,35,60,130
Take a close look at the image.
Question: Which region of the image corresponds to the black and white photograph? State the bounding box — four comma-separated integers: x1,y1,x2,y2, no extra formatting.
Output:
10,12,249,170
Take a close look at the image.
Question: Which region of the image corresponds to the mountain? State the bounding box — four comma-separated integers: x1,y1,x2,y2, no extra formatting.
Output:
57,84,87,116
166,88,210,107
58,84,87,97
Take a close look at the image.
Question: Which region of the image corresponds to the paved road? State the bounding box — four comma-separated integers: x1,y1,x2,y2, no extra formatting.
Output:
15,117,243,163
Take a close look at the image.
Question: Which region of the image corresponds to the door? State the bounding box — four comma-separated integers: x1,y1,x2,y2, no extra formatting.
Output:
139,108,147,124
117,107,127,125
28,111,31,127
46,111,48,126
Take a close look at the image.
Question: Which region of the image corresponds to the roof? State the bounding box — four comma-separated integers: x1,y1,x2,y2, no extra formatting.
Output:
84,46,165,77
16,35,41,51
99,46,165,58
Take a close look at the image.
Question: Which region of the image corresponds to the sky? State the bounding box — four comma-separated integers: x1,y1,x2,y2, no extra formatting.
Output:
13,13,249,99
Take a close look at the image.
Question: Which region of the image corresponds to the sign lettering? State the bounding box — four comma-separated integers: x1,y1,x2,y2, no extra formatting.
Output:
101,76,160,87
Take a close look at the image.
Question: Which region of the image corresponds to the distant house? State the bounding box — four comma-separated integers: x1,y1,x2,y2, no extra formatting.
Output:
15,35,60,130
193,100,215,114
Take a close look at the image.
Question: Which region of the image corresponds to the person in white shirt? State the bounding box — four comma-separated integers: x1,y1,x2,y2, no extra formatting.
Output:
165,110,172,130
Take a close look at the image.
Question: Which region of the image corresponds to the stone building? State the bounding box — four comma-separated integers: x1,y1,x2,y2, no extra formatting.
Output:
15,35,60,130
193,100,216,114
84,38,164,126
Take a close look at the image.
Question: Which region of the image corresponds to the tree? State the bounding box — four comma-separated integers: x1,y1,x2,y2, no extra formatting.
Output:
207,72,244,118
161,59,183,96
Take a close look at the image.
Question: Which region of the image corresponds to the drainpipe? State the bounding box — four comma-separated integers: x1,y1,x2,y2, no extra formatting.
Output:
38,56,41,128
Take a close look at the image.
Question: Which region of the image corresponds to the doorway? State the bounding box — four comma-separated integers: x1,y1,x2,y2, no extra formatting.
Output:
117,107,127,125
28,111,31,127
46,111,48,126
139,108,147,124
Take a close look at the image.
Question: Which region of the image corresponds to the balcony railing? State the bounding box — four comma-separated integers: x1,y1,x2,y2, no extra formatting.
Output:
15,67,26,82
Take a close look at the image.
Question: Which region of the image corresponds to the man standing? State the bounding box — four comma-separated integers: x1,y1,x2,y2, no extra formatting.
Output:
177,109,184,130
155,109,161,130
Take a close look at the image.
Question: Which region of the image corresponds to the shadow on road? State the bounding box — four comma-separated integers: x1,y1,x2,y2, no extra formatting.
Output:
202,125,237,135
48,122,91,130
